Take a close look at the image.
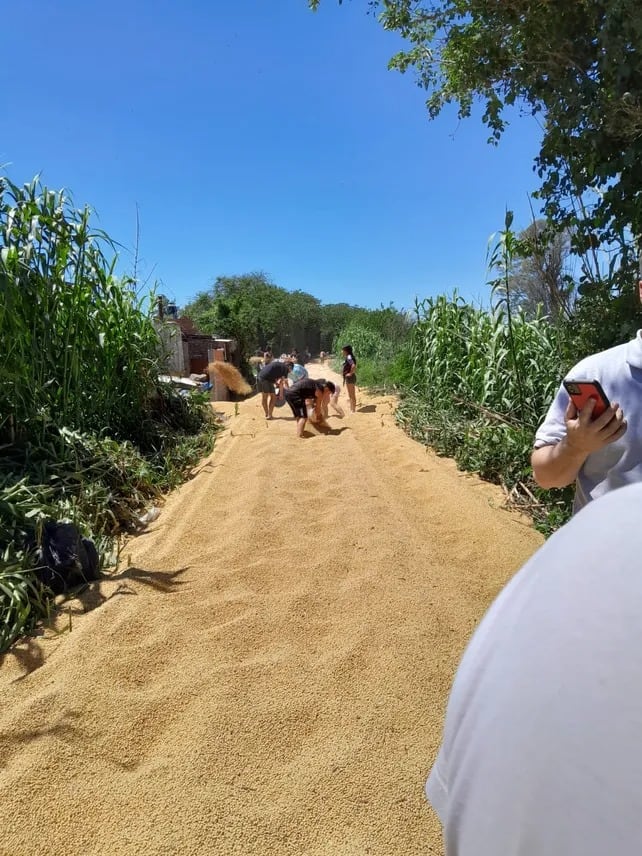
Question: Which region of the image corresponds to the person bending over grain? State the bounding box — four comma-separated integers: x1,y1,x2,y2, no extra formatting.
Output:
284,378,335,438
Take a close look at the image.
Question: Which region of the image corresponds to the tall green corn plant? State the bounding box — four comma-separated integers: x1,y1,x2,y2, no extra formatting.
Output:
0,178,102,437
0,174,220,652
410,293,481,403
486,210,531,421
0,175,161,444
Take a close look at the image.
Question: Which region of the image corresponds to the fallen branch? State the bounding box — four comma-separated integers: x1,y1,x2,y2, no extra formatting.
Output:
452,396,520,428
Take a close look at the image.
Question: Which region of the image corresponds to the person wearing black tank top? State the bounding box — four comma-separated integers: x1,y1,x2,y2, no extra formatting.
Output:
342,344,357,413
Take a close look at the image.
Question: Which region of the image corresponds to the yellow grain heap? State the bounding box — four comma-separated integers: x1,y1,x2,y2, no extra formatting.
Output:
208,361,252,395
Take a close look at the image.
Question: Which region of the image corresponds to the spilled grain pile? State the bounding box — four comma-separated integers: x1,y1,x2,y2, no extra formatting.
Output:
208,361,253,395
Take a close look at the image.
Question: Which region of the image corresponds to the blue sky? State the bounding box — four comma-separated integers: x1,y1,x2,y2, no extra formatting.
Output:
2,0,543,312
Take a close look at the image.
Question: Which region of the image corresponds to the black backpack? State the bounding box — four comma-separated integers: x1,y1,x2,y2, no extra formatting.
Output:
35,521,100,594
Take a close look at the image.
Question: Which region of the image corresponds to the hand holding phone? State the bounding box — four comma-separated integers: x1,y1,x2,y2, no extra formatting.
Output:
563,379,610,419
561,378,627,453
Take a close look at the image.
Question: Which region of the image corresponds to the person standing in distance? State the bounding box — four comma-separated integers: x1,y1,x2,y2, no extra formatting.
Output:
342,344,357,413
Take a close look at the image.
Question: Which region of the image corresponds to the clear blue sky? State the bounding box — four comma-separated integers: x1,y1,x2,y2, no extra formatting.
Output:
2,0,544,311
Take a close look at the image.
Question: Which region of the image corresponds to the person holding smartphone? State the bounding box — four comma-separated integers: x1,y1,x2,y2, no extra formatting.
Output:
530,280,642,512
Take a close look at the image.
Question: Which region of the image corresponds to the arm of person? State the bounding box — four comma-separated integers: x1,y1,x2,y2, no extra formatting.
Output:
531,398,627,489
303,392,322,422
314,390,326,422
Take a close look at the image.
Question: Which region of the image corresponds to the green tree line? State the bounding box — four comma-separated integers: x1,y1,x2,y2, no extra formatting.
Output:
182,272,412,369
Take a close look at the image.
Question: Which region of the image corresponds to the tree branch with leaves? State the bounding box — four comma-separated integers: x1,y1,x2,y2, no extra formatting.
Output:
309,0,642,288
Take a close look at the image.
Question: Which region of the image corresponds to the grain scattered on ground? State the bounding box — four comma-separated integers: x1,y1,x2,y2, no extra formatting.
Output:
0,362,543,856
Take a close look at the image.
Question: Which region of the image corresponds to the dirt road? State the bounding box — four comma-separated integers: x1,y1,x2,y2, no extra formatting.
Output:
0,364,543,856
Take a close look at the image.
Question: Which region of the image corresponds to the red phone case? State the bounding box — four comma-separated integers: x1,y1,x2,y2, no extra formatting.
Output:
563,379,610,418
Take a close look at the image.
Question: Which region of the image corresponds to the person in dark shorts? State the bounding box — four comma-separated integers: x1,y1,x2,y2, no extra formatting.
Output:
257,359,292,419
284,378,336,438
342,344,357,413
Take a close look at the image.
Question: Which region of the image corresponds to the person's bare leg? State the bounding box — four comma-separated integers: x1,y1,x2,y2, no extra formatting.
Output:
330,396,345,418
347,384,356,413
261,392,269,417
267,392,276,418
297,417,307,438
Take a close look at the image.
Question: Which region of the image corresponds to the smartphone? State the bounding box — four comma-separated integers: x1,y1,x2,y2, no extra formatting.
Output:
563,379,610,418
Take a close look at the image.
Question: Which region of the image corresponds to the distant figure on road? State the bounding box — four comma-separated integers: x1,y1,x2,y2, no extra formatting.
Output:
342,344,357,413
257,350,273,373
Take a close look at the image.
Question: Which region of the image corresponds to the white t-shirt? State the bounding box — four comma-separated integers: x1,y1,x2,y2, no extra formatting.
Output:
426,483,642,855
534,331,642,512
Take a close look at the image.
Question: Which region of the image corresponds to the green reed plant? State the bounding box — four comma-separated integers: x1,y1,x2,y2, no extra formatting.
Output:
0,545,52,652
0,174,219,651
0,175,160,444
401,267,572,532
407,289,565,426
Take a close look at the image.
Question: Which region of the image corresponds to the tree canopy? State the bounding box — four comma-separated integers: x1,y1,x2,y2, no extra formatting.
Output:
309,0,642,278
183,272,321,358
182,273,409,363
506,220,577,321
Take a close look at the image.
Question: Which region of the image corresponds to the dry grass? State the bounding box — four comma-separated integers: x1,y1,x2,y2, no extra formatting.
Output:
208,361,253,395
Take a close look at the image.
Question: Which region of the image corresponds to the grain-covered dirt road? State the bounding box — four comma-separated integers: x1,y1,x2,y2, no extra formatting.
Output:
0,363,543,856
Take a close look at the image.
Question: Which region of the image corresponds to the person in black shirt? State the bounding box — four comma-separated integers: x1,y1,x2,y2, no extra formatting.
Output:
284,378,336,438
257,360,292,419
342,344,357,413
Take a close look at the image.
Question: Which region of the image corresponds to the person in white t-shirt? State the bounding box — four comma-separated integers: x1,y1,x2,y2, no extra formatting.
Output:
426,482,642,855
530,284,642,513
